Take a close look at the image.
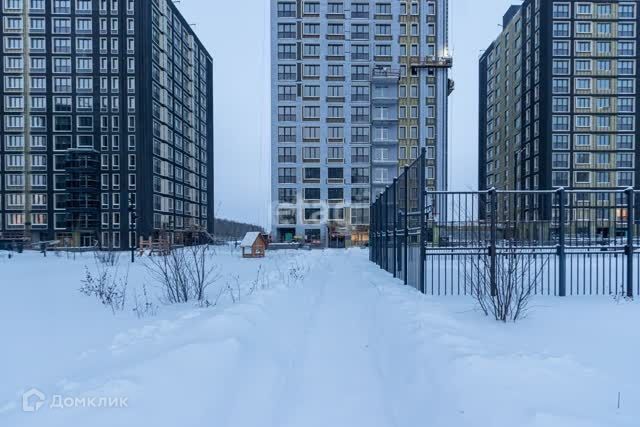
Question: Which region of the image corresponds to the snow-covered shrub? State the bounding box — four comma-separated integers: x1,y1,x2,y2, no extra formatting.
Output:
466,245,548,322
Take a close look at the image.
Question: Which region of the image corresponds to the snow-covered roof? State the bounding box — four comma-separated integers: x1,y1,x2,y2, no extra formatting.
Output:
240,232,262,248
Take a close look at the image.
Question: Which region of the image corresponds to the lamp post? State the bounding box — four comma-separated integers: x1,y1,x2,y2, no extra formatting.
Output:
128,199,137,263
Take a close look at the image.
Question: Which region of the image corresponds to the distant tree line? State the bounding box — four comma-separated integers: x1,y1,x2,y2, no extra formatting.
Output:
213,218,264,241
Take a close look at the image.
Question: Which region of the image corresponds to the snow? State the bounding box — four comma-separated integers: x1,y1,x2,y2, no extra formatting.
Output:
1,248,638,426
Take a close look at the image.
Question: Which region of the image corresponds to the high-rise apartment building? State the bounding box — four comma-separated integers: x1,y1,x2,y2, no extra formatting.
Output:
480,2,638,207
271,0,452,246
0,0,214,248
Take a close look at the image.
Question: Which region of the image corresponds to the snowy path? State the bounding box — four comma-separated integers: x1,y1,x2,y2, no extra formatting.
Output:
3,248,639,427
222,254,399,427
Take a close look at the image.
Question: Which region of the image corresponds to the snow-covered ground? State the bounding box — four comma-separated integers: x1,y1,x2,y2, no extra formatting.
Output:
1,247,638,426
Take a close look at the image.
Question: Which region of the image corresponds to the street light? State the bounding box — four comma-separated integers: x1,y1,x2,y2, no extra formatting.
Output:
128,198,137,263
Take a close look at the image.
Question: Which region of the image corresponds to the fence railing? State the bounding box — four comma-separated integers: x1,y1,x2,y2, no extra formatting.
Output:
370,150,640,297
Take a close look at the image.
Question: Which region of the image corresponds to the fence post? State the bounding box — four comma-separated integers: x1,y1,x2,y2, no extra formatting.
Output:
369,199,373,262
373,197,378,265
383,189,388,271
390,178,398,278
371,199,376,264
419,148,426,294
376,195,382,267
557,188,567,297
404,165,409,286
489,188,497,296
626,188,634,299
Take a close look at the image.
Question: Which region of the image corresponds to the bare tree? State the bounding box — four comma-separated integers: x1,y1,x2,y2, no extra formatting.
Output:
466,244,548,322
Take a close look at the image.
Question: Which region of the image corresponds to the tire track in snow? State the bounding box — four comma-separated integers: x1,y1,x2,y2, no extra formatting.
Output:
273,253,397,427
219,253,329,427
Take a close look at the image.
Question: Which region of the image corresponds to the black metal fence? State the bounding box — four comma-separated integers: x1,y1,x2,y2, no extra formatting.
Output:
370,150,640,297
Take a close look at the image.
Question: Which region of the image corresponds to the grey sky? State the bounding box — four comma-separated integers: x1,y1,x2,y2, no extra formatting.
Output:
177,0,517,227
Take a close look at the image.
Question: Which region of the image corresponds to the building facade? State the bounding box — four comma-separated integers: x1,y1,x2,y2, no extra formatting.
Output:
0,0,214,248
271,0,452,246
480,1,638,221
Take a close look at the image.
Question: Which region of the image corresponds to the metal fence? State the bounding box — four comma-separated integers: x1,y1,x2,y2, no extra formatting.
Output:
370,150,640,297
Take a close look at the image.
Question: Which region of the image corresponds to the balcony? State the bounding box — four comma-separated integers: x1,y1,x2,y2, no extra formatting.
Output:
372,177,393,186
371,114,394,123
351,156,370,164
372,156,395,165
351,114,370,123
351,32,369,40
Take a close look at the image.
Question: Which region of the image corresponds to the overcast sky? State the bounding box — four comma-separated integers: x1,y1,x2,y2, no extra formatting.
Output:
177,0,518,227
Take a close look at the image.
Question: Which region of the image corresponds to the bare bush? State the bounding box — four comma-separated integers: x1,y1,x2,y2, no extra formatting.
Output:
187,245,221,301
613,285,634,304
146,245,221,305
288,260,308,285
94,249,120,266
225,275,241,303
80,260,129,314
132,283,158,318
466,245,548,322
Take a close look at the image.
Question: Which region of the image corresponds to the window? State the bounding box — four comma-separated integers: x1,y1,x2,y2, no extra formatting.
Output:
277,23,296,39
618,41,636,56
278,44,296,60
52,18,71,34
552,97,569,112
552,153,569,169
277,2,295,17
278,188,297,204
617,134,634,150
327,2,343,14
552,78,569,94
552,116,569,131
553,59,570,75
575,116,591,128
76,0,92,12
278,168,296,184
553,171,569,187
617,153,633,168
553,22,569,37
303,1,319,15
303,23,319,35
618,172,634,187
552,40,570,56
574,134,591,148
375,3,391,15
619,4,636,18
575,172,591,184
